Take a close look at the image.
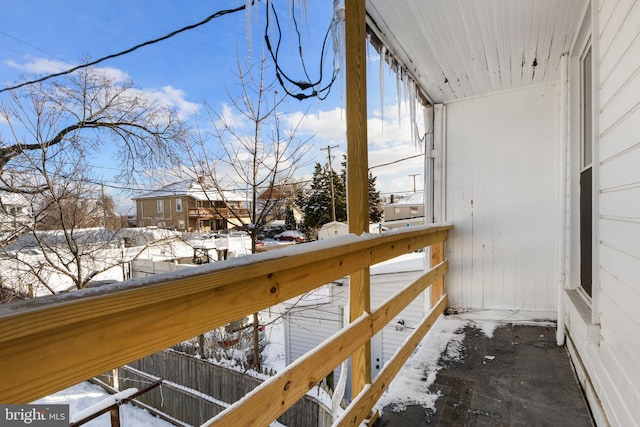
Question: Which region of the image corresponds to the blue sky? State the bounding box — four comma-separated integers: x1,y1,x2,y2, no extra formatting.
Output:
0,1,424,211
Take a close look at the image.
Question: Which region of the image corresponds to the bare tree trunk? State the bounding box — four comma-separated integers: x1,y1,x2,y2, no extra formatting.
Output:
252,312,261,370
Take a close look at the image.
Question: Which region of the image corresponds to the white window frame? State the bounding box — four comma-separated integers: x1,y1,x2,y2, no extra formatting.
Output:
568,1,600,326
157,200,164,213
176,198,183,212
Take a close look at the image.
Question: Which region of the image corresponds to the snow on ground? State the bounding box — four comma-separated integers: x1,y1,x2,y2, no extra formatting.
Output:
33,311,511,426
33,381,173,427
261,305,287,373
373,313,511,415
374,315,469,412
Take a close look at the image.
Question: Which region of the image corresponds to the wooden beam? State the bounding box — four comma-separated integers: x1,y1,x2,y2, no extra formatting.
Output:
0,225,450,403
337,295,449,426
346,0,371,397
206,263,448,426
431,241,445,306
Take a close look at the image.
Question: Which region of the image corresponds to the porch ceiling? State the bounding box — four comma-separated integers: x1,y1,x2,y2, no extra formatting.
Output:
366,0,588,104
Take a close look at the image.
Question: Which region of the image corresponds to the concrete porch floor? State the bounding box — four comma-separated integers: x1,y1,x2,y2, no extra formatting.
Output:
377,322,594,426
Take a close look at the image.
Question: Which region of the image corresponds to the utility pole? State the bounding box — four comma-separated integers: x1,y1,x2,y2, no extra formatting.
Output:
409,173,420,193
320,144,339,222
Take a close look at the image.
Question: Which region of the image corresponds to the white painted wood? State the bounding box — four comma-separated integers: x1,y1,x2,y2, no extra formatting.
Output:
599,3,640,95
444,85,560,313
364,1,640,424
561,1,640,425
367,0,586,103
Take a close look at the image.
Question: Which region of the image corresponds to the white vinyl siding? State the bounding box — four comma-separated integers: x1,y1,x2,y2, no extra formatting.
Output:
589,1,640,425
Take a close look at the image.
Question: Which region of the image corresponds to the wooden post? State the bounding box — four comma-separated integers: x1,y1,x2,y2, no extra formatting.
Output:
430,241,445,307
345,0,371,395
109,407,121,427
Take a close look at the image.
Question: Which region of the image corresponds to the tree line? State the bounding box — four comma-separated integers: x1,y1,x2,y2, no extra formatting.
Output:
297,157,382,236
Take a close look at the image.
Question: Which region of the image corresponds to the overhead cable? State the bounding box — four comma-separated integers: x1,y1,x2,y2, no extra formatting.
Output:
0,4,247,94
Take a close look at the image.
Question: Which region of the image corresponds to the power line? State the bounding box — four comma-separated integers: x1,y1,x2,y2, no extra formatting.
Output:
0,30,70,66
0,4,248,94
368,153,424,171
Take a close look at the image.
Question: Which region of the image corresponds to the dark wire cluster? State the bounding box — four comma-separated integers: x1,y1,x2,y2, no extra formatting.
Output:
264,1,339,101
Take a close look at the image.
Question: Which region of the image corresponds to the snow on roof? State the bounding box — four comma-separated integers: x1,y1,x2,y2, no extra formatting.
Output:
0,191,30,206
134,179,247,202
387,192,424,205
370,251,425,275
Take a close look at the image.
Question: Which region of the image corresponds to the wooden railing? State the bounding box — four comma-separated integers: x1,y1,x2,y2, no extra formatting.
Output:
0,223,451,426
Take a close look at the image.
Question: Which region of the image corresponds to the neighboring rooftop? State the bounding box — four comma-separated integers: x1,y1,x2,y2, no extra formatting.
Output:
134,179,247,202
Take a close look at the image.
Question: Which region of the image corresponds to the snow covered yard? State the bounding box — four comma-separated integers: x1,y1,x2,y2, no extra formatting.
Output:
33,381,174,426
31,308,523,426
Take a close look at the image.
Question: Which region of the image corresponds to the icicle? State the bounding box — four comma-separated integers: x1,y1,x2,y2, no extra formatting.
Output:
396,66,402,125
246,0,254,60
332,0,346,105
410,81,418,149
380,45,386,130
299,0,309,27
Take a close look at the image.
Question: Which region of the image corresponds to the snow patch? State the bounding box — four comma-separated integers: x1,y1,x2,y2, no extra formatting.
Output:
34,382,171,427
375,315,468,413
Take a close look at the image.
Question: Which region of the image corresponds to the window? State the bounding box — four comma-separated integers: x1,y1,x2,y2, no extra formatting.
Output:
176,198,183,212
178,220,185,230
579,42,593,298
582,45,593,169
157,200,164,213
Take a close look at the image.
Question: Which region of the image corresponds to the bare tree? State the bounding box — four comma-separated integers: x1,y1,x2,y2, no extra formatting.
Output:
0,164,190,295
181,56,312,368
183,56,311,249
0,65,189,295
0,64,185,191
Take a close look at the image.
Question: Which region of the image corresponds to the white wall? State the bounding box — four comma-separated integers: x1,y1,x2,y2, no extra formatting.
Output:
445,85,560,314
563,1,640,425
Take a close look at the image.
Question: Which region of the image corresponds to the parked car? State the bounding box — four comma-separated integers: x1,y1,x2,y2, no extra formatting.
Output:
274,230,307,243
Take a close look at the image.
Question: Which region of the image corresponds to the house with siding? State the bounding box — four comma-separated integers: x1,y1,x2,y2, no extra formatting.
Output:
382,192,425,229
364,0,640,424
0,191,32,234
133,179,250,232
3,2,640,425
256,183,303,225
284,1,640,423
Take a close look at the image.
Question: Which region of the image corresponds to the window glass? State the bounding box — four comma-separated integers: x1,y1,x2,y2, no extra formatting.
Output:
582,45,592,168
157,200,164,213
176,198,183,212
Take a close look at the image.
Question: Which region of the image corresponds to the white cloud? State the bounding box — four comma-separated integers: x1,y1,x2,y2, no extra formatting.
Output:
139,85,201,120
284,107,347,143
5,57,199,119
4,57,72,74
5,57,132,83
283,101,424,194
